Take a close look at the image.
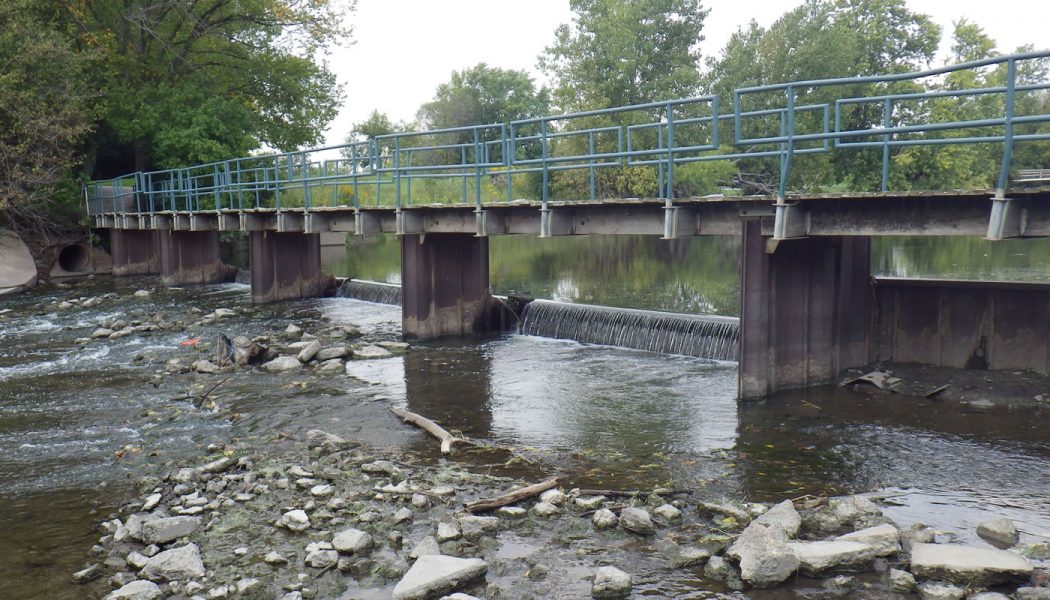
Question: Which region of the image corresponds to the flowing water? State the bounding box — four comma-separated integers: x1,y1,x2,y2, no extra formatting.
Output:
3,234,1050,599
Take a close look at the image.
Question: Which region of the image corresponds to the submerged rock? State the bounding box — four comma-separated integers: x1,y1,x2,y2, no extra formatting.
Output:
391,555,488,600
976,517,1019,547
910,543,1033,585
591,566,632,599
889,568,916,592
458,515,499,540
653,504,682,522
352,345,393,359
592,509,618,529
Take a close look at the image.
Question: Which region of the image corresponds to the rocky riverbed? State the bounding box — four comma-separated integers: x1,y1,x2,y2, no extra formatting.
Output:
3,277,1049,599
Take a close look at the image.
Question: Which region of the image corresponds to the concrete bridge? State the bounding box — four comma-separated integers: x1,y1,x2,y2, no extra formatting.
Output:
86,52,1050,400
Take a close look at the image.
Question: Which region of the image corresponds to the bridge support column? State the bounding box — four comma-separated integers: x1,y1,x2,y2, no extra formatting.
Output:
158,230,231,286
739,219,873,400
110,229,160,276
249,231,326,304
401,233,506,340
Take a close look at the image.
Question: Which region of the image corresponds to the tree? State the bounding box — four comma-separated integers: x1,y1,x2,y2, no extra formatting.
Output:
418,64,549,131
59,0,352,174
0,0,99,235
540,0,708,113
352,110,402,140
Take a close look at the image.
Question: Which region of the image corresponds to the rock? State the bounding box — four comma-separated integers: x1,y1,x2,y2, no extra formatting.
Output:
1015,588,1050,600
902,523,937,552
889,568,916,592
394,507,414,524
276,509,310,532
753,499,801,537
199,456,235,474
431,486,455,497
539,489,568,505
910,543,1033,585
133,289,151,298
392,555,488,600
103,580,163,600
835,523,900,555
591,566,632,599
704,555,744,589
970,593,1012,600
803,495,884,534
410,536,441,559
139,543,206,582
439,595,480,600
296,340,321,363
699,501,750,522
728,523,799,587
333,528,372,554
310,484,334,497
212,308,235,319
619,507,655,535
352,345,393,359
263,356,301,372
192,360,220,374
436,522,461,542
653,504,682,522
362,460,402,478
318,359,345,373
672,547,711,568
976,517,1019,547
575,496,606,510
305,548,338,569
592,509,618,529
916,581,966,600
496,506,526,518
232,337,267,365
124,513,158,541
316,346,348,361
126,551,150,570
458,516,499,540
264,551,288,565
141,494,162,512
787,540,881,574
377,340,410,350
411,494,430,509
139,516,201,545
91,328,114,339
72,564,102,583
284,324,302,338
532,502,559,517
236,579,261,596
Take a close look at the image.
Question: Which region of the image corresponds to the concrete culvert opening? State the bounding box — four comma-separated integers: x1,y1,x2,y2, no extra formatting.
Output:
57,243,91,273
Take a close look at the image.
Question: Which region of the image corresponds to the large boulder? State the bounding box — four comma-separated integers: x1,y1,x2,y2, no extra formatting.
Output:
835,523,900,555
0,231,37,295
910,543,1033,586
139,543,205,582
727,523,799,587
392,555,488,600
752,499,801,537
787,540,882,574
619,507,654,535
591,566,632,599
976,517,1019,547
802,495,885,534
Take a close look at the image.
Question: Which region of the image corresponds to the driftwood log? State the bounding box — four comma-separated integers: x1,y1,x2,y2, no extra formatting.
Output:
575,488,691,498
464,477,560,513
390,407,464,454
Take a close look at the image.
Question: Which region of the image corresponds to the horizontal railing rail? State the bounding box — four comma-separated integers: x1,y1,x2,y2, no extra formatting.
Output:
86,51,1050,216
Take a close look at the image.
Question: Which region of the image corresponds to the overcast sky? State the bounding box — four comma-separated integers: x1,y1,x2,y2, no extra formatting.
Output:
321,0,1050,146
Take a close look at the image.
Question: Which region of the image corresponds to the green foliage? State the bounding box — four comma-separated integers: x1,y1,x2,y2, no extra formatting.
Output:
63,0,350,172
0,0,99,232
351,110,403,140
417,64,550,130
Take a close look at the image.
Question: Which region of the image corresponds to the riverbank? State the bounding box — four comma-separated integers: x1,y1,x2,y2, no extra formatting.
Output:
2,276,1049,599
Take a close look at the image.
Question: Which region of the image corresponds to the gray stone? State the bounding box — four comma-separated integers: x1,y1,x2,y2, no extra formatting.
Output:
496,506,526,518
803,495,884,534
306,429,346,446
361,460,402,477
704,555,744,589
619,507,654,535
199,456,235,474
141,494,162,512
672,547,711,568
139,543,206,582
264,551,288,565
889,568,915,592
753,499,801,537
394,507,414,524
333,528,372,554
411,494,430,508
192,360,220,374
592,509,618,529
72,564,102,583
296,340,321,363
316,346,348,361
976,517,1019,547
917,581,966,600
728,523,799,587
969,593,1012,600
126,551,150,570
787,540,881,574
910,543,1033,585
591,566,632,599
317,358,345,373
437,521,461,542
91,328,114,339
139,516,201,545
439,595,480,600
284,324,302,338
103,580,163,600
1015,588,1050,600
653,504,682,522
902,523,937,552
458,515,499,540
539,489,568,505
310,484,333,497
699,501,750,522
410,536,441,559
353,345,393,359
305,549,338,569
575,496,606,510
532,501,559,517
276,509,310,532
835,523,900,555
263,356,301,372
391,554,488,600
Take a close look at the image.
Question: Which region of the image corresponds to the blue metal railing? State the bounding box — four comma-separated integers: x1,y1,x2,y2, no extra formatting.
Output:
86,51,1050,216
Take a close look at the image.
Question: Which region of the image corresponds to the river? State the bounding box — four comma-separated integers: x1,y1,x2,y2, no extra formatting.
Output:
2,235,1050,598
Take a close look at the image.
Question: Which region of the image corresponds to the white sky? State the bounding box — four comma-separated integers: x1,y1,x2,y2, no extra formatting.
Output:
321,0,1050,146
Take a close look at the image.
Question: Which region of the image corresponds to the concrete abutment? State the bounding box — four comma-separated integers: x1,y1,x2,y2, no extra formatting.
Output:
249,231,328,304
159,230,233,286
110,229,161,276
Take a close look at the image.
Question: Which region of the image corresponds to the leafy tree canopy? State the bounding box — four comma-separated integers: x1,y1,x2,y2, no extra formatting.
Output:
417,63,550,131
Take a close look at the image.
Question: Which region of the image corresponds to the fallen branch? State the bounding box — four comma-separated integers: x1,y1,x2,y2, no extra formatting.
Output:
390,407,464,454
575,488,692,498
170,377,231,404
370,488,447,500
464,477,560,513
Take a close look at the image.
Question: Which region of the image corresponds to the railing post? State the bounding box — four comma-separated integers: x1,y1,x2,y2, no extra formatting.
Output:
881,98,892,192
394,137,401,209
504,124,513,203
473,128,482,208
588,131,596,200
665,103,675,200
778,86,796,200
996,58,1017,197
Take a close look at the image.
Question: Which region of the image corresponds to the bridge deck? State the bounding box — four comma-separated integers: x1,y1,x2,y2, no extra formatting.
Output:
93,187,1050,240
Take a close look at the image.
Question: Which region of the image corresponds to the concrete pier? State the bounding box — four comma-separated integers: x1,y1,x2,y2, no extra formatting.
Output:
249,231,327,304
158,230,230,286
401,233,510,340
110,229,161,276
739,219,873,399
